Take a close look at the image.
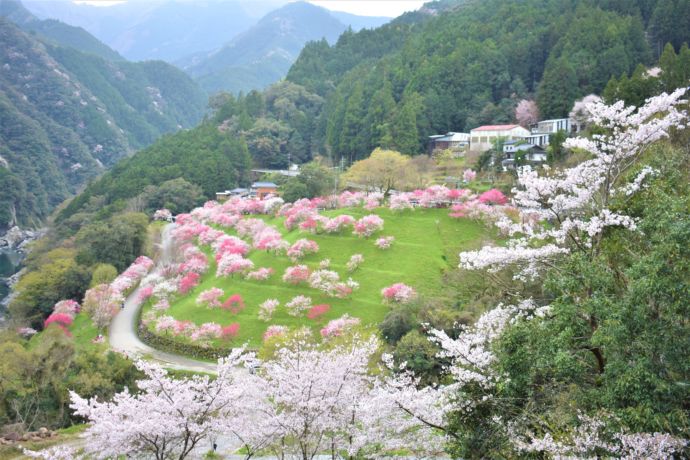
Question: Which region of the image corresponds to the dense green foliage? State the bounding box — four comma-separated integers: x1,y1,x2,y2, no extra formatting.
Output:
0,16,206,229
0,326,140,431
59,125,251,222
604,42,690,106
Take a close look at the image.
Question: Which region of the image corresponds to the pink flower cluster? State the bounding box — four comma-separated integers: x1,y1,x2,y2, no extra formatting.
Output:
111,256,154,295
282,265,310,285
375,236,395,249
245,267,274,281
217,253,254,277
381,283,417,304
222,323,240,339
320,314,361,338
263,324,288,341
258,299,279,321
307,304,330,320
212,235,250,259
287,239,319,261
178,245,209,275
138,285,154,302
308,270,359,298
463,169,477,182
353,214,384,238
44,313,73,335
322,214,356,233
281,199,319,230
478,188,508,205
286,295,312,317
364,193,384,210
222,294,245,314
53,299,80,317
178,272,200,294
190,322,222,342
196,287,224,308
346,254,364,272
153,209,172,221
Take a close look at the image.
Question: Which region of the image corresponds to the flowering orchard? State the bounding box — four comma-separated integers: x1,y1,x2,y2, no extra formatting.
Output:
137,189,489,348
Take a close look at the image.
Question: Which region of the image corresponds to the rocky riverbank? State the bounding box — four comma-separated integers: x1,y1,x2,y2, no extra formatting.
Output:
0,226,44,251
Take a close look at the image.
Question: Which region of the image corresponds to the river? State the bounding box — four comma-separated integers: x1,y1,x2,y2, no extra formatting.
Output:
0,248,23,308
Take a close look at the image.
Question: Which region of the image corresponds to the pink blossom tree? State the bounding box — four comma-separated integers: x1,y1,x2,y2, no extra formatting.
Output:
515,99,539,127
353,214,385,238
381,283,417,304
258,299,279,321
282,264,310,285
82,284,124,330
196,287,224,308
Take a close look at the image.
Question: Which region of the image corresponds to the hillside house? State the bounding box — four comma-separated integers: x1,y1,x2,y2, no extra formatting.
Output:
251,182,278,199
526,118,577,147
502,140,547,170
470,124,530,152
428,132,470,155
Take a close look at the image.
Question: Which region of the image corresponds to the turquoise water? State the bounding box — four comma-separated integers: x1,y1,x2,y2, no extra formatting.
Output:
0,249,23,304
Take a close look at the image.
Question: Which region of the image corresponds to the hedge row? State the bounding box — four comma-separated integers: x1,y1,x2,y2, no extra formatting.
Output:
138,325,233,361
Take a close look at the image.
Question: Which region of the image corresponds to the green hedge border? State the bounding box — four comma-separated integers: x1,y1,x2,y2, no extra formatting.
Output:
137,325,234,361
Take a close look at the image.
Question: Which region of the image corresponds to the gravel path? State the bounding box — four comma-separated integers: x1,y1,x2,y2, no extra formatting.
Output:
108,223,218,374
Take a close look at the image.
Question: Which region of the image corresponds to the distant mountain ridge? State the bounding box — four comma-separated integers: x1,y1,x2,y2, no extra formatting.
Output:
184,1,390,94
0,0,123,60
0,11,207,230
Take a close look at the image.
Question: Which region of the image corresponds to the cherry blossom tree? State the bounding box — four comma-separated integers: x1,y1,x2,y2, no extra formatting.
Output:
263,325,288,341
196,287,224,308
375,236,395,249
282,264,310,284
245,336,380,460
216,253,254,278
515,99,539,127
70,352,247,460
353,214,385,237
460,88,689,280
381,283,417,304
82,284,124,330
286,239,319,261
346,254,364,272
285,295,312,317
258,299,279,321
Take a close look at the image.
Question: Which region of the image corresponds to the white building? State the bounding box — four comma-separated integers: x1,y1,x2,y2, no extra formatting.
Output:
502,140,548,170
470,124,531,152
428,132,470,154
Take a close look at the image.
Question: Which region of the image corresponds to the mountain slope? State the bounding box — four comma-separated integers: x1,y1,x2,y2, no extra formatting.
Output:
0,0,123,61
0,18,207,230
184,2,349,94
22,0,273,63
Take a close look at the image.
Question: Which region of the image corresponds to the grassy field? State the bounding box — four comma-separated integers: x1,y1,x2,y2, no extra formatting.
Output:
143,207,490,348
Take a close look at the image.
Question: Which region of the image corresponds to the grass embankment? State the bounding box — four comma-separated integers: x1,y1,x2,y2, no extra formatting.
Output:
144,208,490,348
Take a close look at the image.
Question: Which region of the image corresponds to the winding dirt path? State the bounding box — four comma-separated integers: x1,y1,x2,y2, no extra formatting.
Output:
108,223,218,374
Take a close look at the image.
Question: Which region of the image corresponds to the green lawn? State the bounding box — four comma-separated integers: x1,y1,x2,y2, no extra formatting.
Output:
143,208,490,348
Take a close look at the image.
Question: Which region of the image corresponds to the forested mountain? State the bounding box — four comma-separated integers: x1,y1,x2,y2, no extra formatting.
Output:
0,17,207,230
284,0,688,162
183,2,368,94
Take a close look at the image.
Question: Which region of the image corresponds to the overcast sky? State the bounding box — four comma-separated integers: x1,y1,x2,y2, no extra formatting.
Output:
73,0,427,17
